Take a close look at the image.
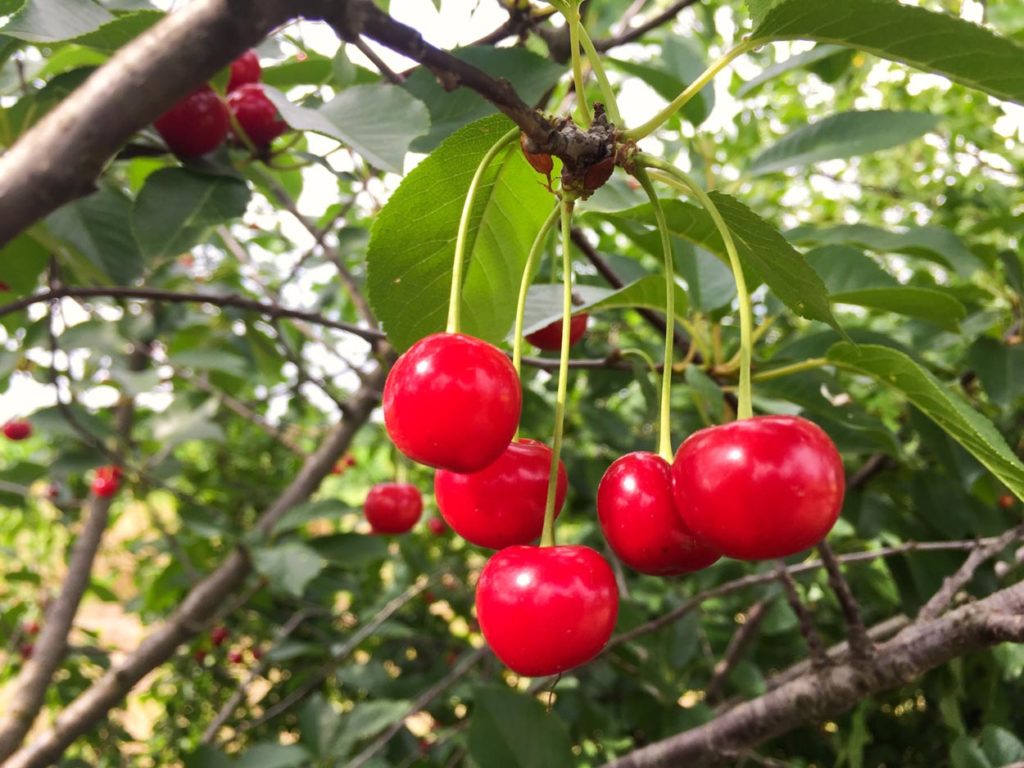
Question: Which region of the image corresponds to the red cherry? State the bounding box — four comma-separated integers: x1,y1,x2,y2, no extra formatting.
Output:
3,419,32,441
252,646,264,661
383,333,521,473
25,620,40,635
364,482,423,534
194,648,207,663
91,465,122,498
598,452,720,575
672,415,845,561
525,314,588,351
476,545,618,677
434,438,567,550
227,50,261,92
427,517,447,536
210,626,229,647
19,643,34,660
154,85,230,158
999,494,1016,510
227,83,287,148
228,649,244,664
0,281,10,292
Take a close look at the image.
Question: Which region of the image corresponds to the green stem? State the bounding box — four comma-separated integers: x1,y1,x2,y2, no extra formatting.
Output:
446,128,519,334
513,205,562,381
566,5,591,127
632,166,676,462
623,38,758,141
753,358,828,382
577,24,621,125
540,198,576,548
642,158,754,419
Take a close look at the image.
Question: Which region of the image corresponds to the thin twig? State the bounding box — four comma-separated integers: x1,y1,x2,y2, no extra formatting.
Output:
816,541,873,660
705,598,771,704
593,0,703,51
775,563,827,670
354,36,405,84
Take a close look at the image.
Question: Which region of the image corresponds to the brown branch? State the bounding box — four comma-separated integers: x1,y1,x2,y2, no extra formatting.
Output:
917,523,1024,621
705,598,771,704
0,286,384,344
816,541,873,660
353,36,405,84
601,578,1024,768
592,0,703,51
4,367,386,768
776,563,827,670
0,0,303,247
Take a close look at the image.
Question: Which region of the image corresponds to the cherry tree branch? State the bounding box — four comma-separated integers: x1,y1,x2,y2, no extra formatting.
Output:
705,598,771,704
816,541,873,660
3,367,386,768
776,563,827,669
592,0,704,51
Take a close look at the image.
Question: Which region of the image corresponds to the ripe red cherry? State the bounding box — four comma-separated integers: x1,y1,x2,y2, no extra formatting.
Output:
383,333,521,473
227,649,244,664
91,465,123,498
3,419,32,441
364,482,423,534
228,50,261,92
154,85,230,158
598,452,719,575
427,517,447,536
525,314,589,351
672,415,844,561
476,545,618,677
210,626,229,647
434,438,567,550
227,83,287,148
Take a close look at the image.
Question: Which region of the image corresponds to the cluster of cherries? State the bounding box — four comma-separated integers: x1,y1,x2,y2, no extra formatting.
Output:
4,420,122,499
154,50,286,158
376,315,846,677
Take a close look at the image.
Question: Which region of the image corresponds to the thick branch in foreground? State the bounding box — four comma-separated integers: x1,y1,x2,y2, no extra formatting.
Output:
601,579,1024,768
0,0,302,247
4,368,385,768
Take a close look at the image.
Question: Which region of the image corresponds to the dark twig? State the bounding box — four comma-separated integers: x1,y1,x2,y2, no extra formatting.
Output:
816,541,873,660
593,0,703,51
354,36,405,84
775,563,827,670
705,598,771,704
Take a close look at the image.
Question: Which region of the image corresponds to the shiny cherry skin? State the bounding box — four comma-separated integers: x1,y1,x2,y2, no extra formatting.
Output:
427,517,447,536
92,465,123,498
227,83,287,148
154,85,230,158
383,333,521,473
525,314,588,351
434,438,567,550
672,415,845,561
598,452,720,575
3,420,32,441
476,545,618,676
228,50,261,92
364,482,423,534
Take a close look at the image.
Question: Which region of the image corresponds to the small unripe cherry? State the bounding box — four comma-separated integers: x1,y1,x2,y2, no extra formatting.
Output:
427,517,447,536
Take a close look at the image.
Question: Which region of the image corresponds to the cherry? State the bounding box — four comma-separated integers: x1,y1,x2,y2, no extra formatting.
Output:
227,83,287,148
91,465,123,499
434,438,567,550
364,482,423,534
598,452,720,575
210,626,229,647
475,545,618,677
227,50,261,92
0,281,10,292
672,415,844,561
227,649,244,664
383,333,521,473
194,648,207,663
25,620,40,635
999,494,1016,510
525,314,589,351
427,517,447,536
3,419,32,441
19,643,33,661
154,85,230,158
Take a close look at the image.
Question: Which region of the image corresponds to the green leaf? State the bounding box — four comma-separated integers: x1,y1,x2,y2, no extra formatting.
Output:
583,275,689,319
520,284,612,337
235,743,311,768
332,700,410,758
260,56,333,89
133,168,250,259
0,233,48,293
967,338,1024,408
980,725,1024,765
309,533,388,569
805,244,896,293
1,0,112,42
367,115,553,351
273,500,353,536
738,44,847,96
827,343,1024,501
830,286,966,331
748,110,939,175
467,685,574,768
74,9,163,51
151,399,225,448
787,223,979,279
403,46,563,151
752,0,1024,107
252,542,325,597
48,183,143,284
265,85,429,173
951,737,993,768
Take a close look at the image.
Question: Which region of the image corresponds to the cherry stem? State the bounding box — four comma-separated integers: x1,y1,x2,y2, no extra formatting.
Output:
752,357,828,382
632,165,676,462
623,38,758,141
540,197,577,548
563,1,591,128
512,204,562,386
576,24,622,126
445,128,519,335
641,157,754,420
